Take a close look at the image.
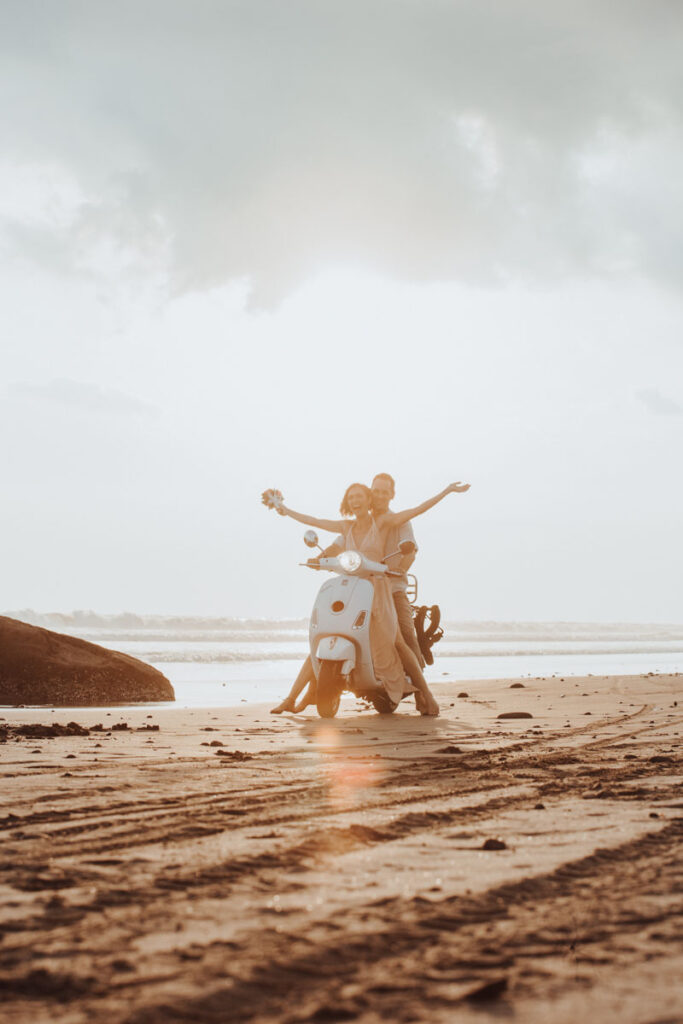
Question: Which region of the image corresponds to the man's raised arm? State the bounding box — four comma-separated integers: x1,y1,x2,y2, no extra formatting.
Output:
385,482,470,528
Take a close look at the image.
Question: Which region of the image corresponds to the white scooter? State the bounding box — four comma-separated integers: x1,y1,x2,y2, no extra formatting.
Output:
301,529,418,718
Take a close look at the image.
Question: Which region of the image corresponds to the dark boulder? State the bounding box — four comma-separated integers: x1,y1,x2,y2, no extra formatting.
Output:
0,616,174,706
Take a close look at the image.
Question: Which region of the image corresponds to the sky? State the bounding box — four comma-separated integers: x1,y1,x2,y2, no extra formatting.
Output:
1,1,682,622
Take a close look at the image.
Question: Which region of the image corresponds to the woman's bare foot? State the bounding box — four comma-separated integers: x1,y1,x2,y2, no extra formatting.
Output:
270,698,297,714
293,680,317,713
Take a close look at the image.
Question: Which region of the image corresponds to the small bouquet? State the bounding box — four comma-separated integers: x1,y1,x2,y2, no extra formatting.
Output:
261,488,284,512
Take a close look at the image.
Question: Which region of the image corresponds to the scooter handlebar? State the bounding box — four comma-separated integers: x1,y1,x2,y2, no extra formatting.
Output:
299,558,399,577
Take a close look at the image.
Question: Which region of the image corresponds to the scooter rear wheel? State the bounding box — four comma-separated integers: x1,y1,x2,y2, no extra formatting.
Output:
316,662,344,718
371,693,397,714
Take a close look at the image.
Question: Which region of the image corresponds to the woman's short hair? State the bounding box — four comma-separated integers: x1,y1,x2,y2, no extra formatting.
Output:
340,482,371,517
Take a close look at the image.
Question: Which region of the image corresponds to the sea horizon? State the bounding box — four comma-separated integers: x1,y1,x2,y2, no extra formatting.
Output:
5,609,681,709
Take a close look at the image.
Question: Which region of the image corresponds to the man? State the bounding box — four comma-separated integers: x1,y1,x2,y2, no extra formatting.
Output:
270,472,425,713
368,472,425,667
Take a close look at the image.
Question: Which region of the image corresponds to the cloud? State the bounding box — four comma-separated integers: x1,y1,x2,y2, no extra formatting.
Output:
1,0,682,303
9,378,158,416
636,388,683,416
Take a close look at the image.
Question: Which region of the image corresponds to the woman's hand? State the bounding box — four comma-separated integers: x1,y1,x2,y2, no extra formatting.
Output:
448,482,470,493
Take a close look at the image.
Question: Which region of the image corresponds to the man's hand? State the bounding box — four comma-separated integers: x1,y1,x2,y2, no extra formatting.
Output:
306,557,321,568
448,482,470,493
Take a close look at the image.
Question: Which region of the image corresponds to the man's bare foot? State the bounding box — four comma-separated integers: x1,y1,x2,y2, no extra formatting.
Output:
419,692,440,716
270,698,297,714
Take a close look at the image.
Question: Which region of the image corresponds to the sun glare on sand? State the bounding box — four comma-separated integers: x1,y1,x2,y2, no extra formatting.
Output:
311,721,383,811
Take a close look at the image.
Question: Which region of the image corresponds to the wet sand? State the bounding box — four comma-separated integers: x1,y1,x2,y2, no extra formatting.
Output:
1,672,681,1023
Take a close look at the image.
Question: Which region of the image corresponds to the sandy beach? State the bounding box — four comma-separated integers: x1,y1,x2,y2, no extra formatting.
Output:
1,671,681,1023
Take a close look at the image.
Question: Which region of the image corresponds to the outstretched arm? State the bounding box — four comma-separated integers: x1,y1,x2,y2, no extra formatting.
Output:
261,489,346,533
381,482,470,528
279,505,347,533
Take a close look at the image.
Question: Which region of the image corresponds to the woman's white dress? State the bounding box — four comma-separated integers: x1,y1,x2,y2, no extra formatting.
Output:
340,519,406,705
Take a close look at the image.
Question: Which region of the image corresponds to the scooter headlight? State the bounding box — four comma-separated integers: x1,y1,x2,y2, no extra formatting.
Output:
338,550,362,573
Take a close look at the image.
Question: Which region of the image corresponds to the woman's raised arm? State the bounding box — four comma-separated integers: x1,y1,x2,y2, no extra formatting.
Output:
262,489,346,533
381,482,470,528
279,505,347,533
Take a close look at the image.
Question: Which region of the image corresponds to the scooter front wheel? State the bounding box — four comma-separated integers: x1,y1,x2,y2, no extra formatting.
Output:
316,662,344,718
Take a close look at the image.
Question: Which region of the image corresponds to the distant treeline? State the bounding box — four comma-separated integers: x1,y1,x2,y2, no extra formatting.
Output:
4,610,309,631
4,610,681,642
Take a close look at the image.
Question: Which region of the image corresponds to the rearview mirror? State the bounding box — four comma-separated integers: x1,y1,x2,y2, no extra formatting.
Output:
382,538,417,564
303,530,319,548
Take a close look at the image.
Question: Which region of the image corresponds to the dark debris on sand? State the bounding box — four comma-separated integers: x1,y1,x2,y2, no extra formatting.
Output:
0,721,161,742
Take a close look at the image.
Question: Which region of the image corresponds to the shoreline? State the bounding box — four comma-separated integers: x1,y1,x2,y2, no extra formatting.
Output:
1,672,681,1022
1,667,681,715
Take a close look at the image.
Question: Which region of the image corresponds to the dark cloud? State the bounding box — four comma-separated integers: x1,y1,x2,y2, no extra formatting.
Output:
9,378,158,416
1,0,682,303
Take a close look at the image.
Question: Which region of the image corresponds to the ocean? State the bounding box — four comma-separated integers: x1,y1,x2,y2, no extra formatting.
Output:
18,614,683,708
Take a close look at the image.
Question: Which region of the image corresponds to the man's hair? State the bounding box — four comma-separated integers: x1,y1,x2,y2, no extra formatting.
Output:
372,472,395,492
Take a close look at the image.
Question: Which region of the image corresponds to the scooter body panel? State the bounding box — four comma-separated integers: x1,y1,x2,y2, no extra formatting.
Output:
309,573,414,700
310,575,376,692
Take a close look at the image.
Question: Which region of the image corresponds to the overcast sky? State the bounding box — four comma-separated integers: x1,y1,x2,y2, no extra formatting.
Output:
1,1,682,621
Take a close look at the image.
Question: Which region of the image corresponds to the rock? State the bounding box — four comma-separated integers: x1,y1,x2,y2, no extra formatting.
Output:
463,977,508,1002
510,682,525,688
497,711,533,719
0,616,174,706
481,838,507,850
457,691,469,698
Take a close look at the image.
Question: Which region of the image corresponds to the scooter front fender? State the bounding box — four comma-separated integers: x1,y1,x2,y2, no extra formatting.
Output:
315,636,356,675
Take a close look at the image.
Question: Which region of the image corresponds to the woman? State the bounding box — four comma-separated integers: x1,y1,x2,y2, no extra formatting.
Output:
266,479,470,716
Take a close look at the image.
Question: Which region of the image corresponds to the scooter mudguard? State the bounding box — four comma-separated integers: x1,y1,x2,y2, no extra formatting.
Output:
315,636,356,676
